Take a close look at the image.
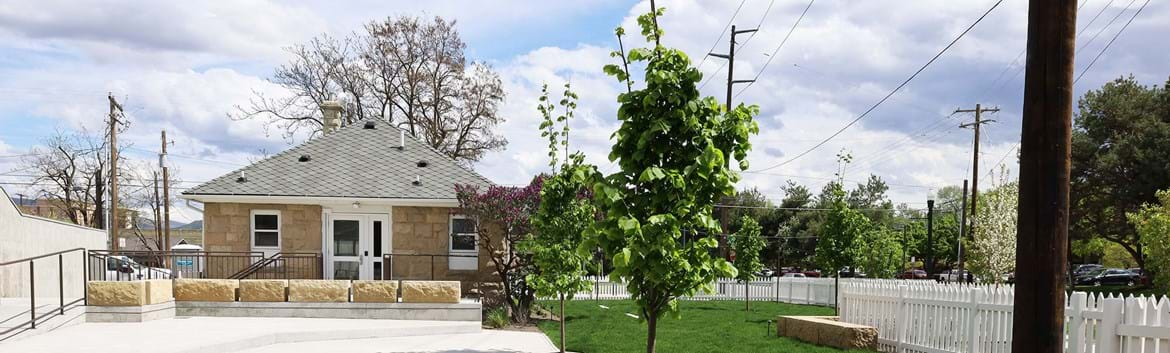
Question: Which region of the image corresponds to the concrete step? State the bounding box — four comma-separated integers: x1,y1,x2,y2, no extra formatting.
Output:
0,298,87,343
0,316,482,353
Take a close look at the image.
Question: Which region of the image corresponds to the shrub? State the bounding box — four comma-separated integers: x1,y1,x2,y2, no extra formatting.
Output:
485,307,510,329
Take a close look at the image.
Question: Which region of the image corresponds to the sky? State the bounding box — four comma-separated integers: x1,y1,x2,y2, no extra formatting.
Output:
0,0,1167,223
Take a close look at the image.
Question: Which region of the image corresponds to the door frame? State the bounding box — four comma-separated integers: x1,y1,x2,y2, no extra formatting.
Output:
322,209,392,280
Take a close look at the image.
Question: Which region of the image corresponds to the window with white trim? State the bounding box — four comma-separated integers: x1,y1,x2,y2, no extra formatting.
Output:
251,210,281,248
449,215,477,252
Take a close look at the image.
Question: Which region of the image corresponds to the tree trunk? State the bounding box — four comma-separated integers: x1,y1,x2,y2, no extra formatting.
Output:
559,293,566,353
744,280,749,311
834,274,840,316
646,311,658,353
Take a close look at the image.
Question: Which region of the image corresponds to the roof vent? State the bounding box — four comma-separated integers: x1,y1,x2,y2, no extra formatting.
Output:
363,121,376,129
416,160,428,168
397,130,405,150
236,171,247,183
411,175,422,186
298,154,311,162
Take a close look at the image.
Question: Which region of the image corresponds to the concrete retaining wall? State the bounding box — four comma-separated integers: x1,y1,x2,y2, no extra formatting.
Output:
0,187,107,298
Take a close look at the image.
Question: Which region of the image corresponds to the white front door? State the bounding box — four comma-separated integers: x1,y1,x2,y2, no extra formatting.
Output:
328,213,390,280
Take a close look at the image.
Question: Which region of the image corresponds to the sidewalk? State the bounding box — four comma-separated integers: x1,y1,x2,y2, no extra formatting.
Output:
236,330,559,353
0,316,488,353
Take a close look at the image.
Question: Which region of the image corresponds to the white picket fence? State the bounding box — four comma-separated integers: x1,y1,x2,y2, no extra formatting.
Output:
839,280,1170,353
570,276,948,307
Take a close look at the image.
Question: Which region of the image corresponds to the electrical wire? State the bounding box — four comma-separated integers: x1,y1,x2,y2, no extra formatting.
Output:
733,0,815,99
697,0,748,70
750,0,1005,173
1076,0,1150,84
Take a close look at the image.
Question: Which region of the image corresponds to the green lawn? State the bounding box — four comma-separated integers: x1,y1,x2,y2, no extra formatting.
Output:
535,300,876,353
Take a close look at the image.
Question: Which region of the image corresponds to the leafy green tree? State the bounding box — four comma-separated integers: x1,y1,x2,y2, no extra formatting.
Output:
856,226,903,278
815,181,870,309
1072,76,1170,269
524,83,594,352
1127,189,1170,294
731,215,765,310
585,5,758,352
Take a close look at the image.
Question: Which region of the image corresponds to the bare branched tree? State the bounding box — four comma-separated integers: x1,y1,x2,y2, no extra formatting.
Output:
232,15,507,164
22,128,113,228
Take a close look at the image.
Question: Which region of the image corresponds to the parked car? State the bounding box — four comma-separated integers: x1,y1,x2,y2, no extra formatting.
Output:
1127,268,1150,286
802,270,822,278
1075,268,1140,287
105,256,173,280
838,267,867,278
1073,264,1104,277
936,269,975,283
896,269,929,280
757,269,775,277
1003,272,1015,284
782,272,806,278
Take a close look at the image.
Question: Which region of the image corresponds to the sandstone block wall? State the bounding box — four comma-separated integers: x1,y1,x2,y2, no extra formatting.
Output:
174,279,239,302
88,281,146,306
400,280,460,304
239,280,288,302
202,203,322,253
391,207,493,293
352,280,399,303
288,280,349,302
144,279,173,304
776,316,877,350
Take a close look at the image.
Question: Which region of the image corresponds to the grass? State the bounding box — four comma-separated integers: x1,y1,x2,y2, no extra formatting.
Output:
536,300,876,353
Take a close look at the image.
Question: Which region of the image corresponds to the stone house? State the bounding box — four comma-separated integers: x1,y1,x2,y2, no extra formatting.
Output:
179,103,494,287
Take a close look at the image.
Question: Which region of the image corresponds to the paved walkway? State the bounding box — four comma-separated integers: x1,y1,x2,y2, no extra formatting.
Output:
236,330,558,353
0,316,516,353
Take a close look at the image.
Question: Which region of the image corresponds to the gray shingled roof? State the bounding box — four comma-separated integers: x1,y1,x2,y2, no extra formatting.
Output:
182,121,493,199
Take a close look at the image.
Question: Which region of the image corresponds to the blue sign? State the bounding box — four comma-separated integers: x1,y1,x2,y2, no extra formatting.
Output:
176,260,194,267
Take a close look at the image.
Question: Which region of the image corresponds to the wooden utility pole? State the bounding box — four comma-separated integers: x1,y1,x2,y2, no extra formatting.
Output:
160,130,172,252
956,104,999,224
1011,0,1076,352
108,94,122,252
152,171,162,245
957,180,969,277
708,25,758,110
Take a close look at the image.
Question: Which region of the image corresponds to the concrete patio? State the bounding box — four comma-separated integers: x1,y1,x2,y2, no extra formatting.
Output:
0,316,557,353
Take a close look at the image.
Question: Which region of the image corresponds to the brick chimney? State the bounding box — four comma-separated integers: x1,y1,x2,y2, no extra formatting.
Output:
321,100,343,134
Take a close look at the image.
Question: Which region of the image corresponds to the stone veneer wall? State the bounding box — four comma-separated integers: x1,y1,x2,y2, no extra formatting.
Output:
203,203,323,253
202,203,322,278
391,207,494,287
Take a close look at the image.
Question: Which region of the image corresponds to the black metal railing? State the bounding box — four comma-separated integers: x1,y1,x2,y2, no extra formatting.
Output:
0,247,86,336
87,250,321,280
229,252,321,279
382,253,485,301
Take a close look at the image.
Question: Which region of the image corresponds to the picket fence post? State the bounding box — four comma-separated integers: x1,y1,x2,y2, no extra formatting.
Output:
1067,292,1087,353
1097,295,1123,353
965,287,982,353
896,285,908,353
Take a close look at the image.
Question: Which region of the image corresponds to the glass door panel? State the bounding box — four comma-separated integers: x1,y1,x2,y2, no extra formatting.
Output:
331,218,362,280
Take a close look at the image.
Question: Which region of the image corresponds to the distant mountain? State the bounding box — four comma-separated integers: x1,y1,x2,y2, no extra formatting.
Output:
175,220,202,230
134,217,190,230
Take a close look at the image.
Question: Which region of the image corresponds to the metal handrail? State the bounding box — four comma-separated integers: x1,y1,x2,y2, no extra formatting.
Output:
0,247,87,337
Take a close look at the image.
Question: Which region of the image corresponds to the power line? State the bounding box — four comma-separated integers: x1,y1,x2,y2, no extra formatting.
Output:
697,0,748,70
1075,0,1150,84
733,0,815,99
750,0,1005,173
736,0,777,50
1078,0,1138,55
846,112,966,171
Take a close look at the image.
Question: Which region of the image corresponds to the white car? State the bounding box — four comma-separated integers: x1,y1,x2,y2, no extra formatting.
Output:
782,273,806,278
104,256,173,280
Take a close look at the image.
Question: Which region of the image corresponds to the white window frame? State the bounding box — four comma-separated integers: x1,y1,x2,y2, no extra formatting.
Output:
448,215,478,253
250,210,282,250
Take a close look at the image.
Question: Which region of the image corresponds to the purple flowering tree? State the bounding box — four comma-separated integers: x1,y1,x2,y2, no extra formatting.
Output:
455,176,543,323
